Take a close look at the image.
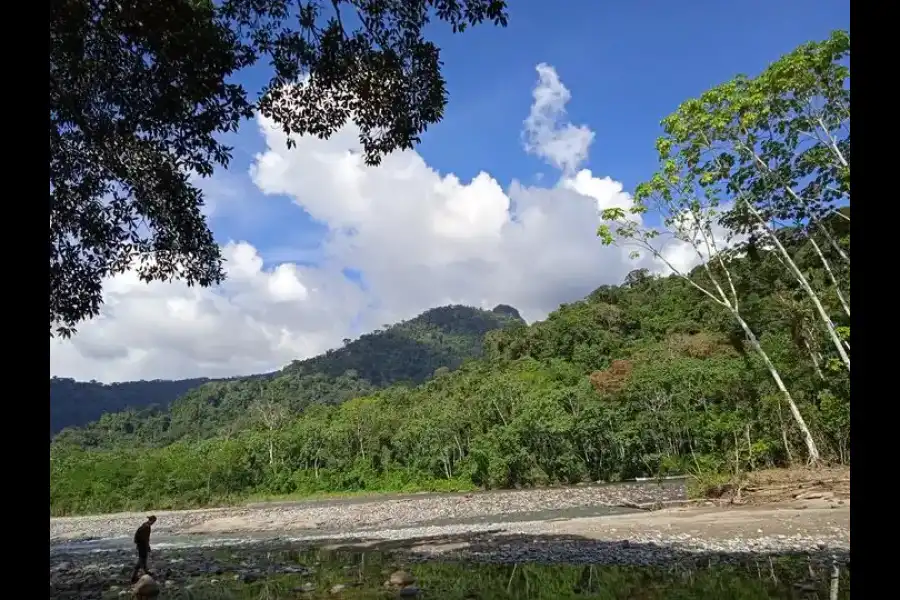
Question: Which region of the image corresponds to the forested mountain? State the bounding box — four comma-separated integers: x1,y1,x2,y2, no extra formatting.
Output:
51,216,849,515
50,33,851,517
51,304,524,445
50,377,213,435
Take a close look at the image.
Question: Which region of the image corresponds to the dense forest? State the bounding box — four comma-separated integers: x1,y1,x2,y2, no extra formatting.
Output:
50,33,850,517
50,377,213,435
51,305,524,446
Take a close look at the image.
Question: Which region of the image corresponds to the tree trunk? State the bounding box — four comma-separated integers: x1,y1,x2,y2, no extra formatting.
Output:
803,338,826,381
741,200,850,372
807,234,850,317
813,217,850,265
723,144,850,370
733,310,821,463
776,396,794,467
829,559,841,600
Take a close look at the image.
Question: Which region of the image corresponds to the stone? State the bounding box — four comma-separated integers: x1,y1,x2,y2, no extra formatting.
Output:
239,571,260,583
132,575,160,599
330,583,347,594
399,585,421,597
389,570,416,586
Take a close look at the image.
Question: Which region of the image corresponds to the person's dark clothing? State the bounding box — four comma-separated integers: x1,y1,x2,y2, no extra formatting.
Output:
131,543,149,581
130,520,154,582
134,521,152,546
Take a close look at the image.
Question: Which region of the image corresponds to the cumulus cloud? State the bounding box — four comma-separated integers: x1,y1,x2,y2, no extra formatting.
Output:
522,64,595,175
248,89,636,335
50,64,709,383
51,242,367,382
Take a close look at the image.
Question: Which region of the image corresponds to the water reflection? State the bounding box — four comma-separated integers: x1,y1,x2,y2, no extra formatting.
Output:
57,545,850,600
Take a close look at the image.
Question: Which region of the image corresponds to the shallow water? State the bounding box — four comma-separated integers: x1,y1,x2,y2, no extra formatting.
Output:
49,545,850,600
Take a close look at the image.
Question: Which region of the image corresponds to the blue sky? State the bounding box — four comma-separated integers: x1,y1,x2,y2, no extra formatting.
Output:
51,0,850,382
208,0,849,271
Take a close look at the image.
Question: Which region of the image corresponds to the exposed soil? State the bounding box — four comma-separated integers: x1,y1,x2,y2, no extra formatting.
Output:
700,466,850,506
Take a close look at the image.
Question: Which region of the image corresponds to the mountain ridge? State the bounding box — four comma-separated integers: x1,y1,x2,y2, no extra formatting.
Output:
51,303,524,438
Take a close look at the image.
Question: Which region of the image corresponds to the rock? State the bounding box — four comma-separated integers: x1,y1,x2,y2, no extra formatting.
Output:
283,566,306,574
399,585,421,596
239,571,260,583
294,582,315,593
132,575,160,598
330,583,347,594
389,570,416,586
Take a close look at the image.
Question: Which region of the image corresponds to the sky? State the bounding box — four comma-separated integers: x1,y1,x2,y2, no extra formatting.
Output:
50,0,850,383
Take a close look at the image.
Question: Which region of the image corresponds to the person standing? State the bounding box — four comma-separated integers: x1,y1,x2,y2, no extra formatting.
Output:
131,515,157,583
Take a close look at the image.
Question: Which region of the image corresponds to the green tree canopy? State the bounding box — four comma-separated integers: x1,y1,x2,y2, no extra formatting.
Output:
49,0,509,337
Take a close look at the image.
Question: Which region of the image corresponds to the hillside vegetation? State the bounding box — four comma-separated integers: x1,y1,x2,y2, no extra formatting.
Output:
52,305,524,448
50,377,212,435
50,33,850,517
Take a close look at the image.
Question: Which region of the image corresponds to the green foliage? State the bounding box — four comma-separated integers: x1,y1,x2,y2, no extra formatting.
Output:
52,244,850,514
52,305,523,445
50,377,211,436
51,33,851,516
50,0,509,337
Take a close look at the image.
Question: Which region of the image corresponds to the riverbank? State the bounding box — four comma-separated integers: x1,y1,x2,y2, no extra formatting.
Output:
49,469,850,598
51,480,687,543
49,500,849,599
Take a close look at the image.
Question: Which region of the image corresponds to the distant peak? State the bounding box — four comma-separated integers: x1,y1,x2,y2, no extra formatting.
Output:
491,304,523,321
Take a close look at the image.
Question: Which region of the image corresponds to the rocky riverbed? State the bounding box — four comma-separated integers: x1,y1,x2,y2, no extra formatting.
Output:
49,525,850,599
50,481,687,542
49,480,851,599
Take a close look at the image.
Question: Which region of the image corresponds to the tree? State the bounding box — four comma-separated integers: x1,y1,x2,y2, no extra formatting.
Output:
251,390,289,469
649,31,850,371
598,158,823,464
50,0,509,337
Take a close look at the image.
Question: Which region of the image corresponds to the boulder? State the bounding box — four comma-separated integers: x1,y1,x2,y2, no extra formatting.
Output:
389,570,416,586
132,575,160,598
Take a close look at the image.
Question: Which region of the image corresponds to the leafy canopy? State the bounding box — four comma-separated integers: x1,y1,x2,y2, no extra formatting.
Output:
49,0,509,337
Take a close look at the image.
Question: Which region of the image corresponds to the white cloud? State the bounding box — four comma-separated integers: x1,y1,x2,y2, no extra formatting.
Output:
50,64,710,383
51,243,366,382
522,64,595,175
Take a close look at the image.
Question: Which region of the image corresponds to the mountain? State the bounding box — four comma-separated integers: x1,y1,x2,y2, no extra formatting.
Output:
282,304,526,385
51,304,524,444
50,377,212,435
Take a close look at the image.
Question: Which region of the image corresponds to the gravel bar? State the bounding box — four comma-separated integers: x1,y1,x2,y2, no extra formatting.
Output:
50,481,685,542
